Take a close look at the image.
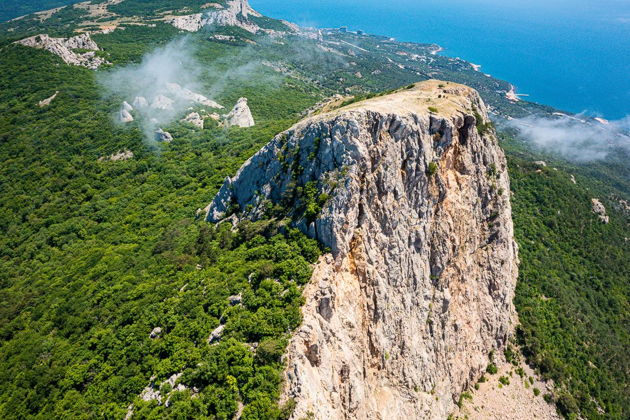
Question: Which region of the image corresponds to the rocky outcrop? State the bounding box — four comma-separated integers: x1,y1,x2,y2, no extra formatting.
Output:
167,0,261,33
150,95,174,110
133,96,148,108
206,80,519,419
166,83,224,109
205,0,262,33
149,327,162,339
208,324,225,344
119,109,134,123
168,13,206,32
99,150,134,162
155,128,173,143
119,102,134,123
38,91,59,107
454,358,560,419
15,33,108,69
182,112,204,129
126,372,198,419
591,198,609,224
167,0,294,34
223,97,255,128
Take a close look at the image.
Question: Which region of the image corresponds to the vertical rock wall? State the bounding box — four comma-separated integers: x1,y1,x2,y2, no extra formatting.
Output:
206,80,519,419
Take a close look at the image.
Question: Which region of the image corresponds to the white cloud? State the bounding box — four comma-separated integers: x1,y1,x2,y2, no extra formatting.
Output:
506,115,630,162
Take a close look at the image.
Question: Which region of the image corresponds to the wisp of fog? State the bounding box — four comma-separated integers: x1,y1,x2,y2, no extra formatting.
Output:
98,37,223,145
506,115,630,162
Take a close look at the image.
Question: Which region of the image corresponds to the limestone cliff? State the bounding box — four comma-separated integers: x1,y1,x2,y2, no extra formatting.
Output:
168,0,275,34
15,33,108,69
206,80,518,419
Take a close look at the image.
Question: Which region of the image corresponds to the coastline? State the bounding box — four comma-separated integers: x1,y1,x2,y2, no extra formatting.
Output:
430,45,444,55
505,84,520,102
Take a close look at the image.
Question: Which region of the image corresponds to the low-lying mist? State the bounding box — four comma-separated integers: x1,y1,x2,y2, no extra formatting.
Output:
98,38,215,144
505,115,630,162
98,36,285,145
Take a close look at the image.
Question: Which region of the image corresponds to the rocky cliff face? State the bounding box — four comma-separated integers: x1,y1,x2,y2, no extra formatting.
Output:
167,0,297,35
168,0,263,33
206,80,518,419
16,33,108,69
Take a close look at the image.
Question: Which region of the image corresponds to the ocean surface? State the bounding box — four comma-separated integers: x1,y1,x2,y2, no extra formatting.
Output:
251,0,630,120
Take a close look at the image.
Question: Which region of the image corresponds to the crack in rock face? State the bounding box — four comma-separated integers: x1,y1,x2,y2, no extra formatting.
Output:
206,80,519,419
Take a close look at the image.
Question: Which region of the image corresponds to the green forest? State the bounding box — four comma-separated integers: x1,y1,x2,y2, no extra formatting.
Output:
503,139,630,419
0,2,629,419
0,35,324,418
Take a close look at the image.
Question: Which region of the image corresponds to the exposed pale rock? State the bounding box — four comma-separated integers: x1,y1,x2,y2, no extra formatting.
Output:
228,294,242,306
204,0,262,33
149,327,162,339
99,149,134,162
119,109,134,123
151,95,174,110
206,80,518,419
208,324,225,344
139,382,161,402
224,97,255,127
168,13,205,32
166,0,293,34
121,101,133,112
114,150,133,161
533,160,547,167
132,96,149,108
591,198,609,224
127,372,196,418
182,112,204,129
15,33,108,69
38,91,58,107
209,34,237,42
570,174,577,184
614,197,630,215
64,32,99,50
166,83,223,108
155,128,173,143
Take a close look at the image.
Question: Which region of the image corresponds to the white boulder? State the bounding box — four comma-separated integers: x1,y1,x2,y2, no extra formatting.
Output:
155,128,173,143
182,112,204,129
224,97,255,128
149,327,162,339
119,109,134,123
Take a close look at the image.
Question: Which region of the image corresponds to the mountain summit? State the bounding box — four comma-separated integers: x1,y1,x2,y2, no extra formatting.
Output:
207,80,519,418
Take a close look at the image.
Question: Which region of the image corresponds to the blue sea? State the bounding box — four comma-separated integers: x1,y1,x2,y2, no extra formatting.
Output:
251,0,630,120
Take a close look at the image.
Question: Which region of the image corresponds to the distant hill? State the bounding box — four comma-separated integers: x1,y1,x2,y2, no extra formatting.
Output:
0,0,81,22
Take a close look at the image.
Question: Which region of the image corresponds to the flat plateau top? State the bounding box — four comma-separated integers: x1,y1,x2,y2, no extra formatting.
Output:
333,79,479,120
